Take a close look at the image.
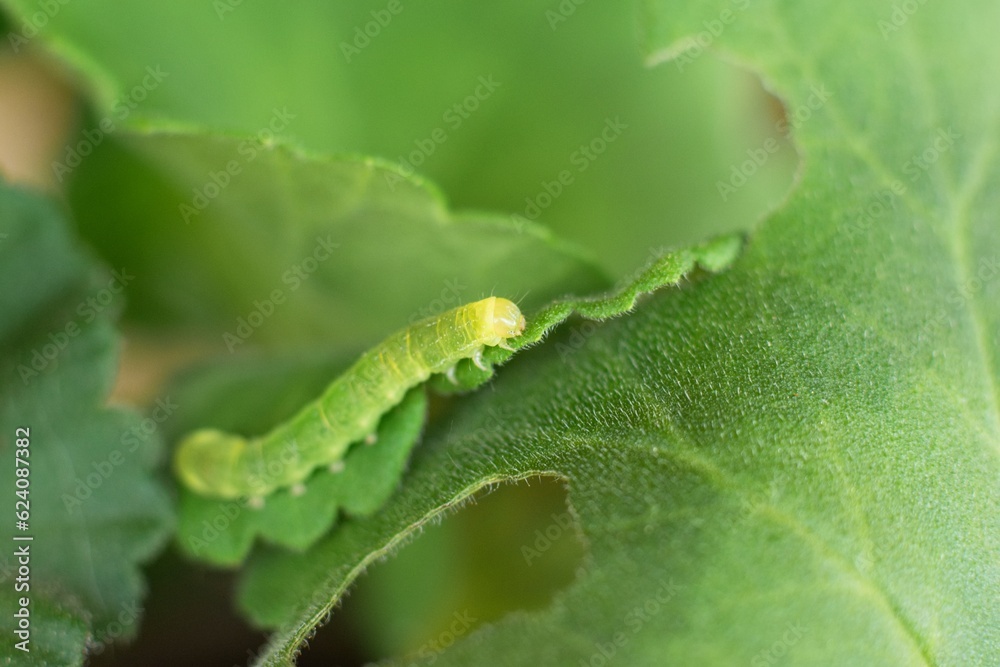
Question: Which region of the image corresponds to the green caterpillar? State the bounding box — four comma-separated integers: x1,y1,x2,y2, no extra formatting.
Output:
175,297,525,501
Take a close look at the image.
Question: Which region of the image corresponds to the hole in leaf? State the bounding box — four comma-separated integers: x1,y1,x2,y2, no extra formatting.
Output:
297,476,586,666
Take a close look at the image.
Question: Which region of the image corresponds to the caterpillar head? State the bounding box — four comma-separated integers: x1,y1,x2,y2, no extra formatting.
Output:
491,297,526,341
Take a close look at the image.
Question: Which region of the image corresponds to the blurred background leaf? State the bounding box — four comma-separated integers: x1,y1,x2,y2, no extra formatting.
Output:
0,182,173,661
67,134,608,351
0,0,794,350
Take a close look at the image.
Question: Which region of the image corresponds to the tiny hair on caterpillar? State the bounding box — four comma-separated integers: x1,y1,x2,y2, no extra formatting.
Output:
174,297,526,501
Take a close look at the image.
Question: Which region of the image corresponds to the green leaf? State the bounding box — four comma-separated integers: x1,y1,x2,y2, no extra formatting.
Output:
0,182,173,661
2,0,790,276
176,388,427,566
9,0,995,664
235,0,1000,664
67,133,608,352
436,233,742,390
4,0,793,346
171,236,736,565
0,590,88,666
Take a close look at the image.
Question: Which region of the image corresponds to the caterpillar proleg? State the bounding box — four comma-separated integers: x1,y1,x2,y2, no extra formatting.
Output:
174,297,525,500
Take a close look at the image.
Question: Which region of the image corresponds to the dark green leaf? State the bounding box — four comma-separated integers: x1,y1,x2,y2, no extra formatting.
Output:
0,182,173,661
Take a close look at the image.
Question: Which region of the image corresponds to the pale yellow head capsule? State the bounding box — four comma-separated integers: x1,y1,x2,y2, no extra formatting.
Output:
490,297,526,342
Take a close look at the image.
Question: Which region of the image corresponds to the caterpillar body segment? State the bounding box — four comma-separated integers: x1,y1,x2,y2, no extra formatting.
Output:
174,297,525,500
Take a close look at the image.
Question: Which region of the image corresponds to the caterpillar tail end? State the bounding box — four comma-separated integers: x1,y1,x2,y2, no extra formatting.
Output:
174,429,249,500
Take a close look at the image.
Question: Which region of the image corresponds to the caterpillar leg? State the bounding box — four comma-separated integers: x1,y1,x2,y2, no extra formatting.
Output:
248,496,265,510
498,341,515,352
291,483,307,497
364,432,377,446
328,461,345,474
445,365,459,385
472,348,488,371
